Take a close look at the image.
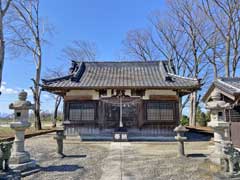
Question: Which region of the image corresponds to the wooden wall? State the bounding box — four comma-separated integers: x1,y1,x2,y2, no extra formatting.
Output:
63,97,179,136
226,105,240,148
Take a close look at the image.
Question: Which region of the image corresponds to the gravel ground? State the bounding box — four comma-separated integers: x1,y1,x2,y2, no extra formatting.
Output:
23,134,110,180
123,143,218,180
22,134,220,180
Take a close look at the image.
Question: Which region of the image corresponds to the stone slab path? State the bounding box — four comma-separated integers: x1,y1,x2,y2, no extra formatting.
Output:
100,142,139,180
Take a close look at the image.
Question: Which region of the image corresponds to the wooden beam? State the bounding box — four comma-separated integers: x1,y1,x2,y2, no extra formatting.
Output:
149,95,179,101
64,95,93,101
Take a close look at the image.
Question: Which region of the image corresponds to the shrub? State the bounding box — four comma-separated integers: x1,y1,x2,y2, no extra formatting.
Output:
180,115,189,126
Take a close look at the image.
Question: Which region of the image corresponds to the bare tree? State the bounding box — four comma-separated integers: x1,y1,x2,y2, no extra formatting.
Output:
0,0,12,93
62,40,97,61
166,0,214,126
44,67,64,128
10,0,47,130
55,40,98,124
52,95,61,127
149,15,194,118
122,29,159,61
202,0,240,77
149,13,193,77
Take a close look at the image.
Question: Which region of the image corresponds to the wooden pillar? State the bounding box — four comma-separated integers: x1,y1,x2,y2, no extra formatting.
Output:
178,96,182,125
63,100,69,122
138,100,144,128
98,100,105,129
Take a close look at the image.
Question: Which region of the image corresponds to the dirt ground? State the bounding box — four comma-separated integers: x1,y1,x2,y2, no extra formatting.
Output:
0,121,59,141
22,133,220,180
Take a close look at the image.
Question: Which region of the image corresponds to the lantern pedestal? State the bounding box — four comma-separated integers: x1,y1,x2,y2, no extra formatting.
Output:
8,90,36,172
9,121,36,171
208,122,229,165
174,125,188,157
205,90,231,165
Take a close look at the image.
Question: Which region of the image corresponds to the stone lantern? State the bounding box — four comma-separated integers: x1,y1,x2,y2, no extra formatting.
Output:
9,90,36,171
174,125,189,157
205,90,231,164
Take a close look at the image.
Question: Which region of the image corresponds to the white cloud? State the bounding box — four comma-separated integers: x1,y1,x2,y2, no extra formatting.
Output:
0,83,33,96
0,83,57,114
0,84,19,95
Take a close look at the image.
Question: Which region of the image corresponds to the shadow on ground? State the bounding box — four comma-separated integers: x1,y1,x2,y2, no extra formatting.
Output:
187,153,207,158
63,154,87,158
41,165,83,172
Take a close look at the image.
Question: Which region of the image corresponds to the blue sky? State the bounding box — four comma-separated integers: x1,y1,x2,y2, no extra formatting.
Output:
0,0,166,114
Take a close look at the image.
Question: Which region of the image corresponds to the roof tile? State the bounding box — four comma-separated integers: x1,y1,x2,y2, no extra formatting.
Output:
42,61,200,89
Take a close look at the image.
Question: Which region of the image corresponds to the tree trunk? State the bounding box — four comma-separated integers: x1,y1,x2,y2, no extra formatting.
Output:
189,93,193,126
192,91,197,126
34,96,41,130
189,91,197,127
232,44,238,77
0,0,12,92
225,21,231,78
52,96,61,128
34,53,42,130
213,63,218,80
0,8,4,92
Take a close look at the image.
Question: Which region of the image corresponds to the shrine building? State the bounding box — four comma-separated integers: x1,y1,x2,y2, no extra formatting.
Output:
42,61,200,140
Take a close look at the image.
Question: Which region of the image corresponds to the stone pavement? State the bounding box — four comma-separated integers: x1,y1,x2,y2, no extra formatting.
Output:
100,142,138,180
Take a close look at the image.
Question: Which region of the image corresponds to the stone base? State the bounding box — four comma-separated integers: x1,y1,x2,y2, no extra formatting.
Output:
0,170,21,180
209,152,222,165
10,151,30,164
10,159,36,172
54,153,66,158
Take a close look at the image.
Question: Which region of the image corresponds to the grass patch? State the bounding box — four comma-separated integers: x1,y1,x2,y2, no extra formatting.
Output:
0,127,14,138
0,126,56,142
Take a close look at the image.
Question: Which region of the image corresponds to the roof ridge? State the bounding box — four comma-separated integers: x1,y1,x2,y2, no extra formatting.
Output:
167,73,198,81
72,60,167,63
219,77,240,81
42,74,72,84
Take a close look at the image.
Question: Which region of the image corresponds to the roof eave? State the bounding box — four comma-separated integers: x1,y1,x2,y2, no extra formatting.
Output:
42,84,200,92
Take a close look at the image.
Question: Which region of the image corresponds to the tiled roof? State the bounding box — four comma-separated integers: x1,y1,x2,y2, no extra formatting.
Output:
202,77,240,102
42,61,200,90
214,77,240,95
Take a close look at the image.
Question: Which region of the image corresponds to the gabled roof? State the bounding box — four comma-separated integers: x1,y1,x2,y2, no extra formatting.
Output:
202,77,240,102
42,61,200,91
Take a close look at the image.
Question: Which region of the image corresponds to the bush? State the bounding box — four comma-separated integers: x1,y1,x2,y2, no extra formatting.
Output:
196,106,210,127
180,115,189,126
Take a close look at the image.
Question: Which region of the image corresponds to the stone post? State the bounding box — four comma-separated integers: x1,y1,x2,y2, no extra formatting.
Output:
174,125,189,157
9,90,36,171
54,128,66,158
205,90,231,165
